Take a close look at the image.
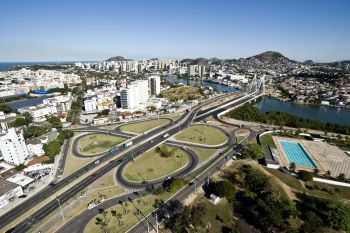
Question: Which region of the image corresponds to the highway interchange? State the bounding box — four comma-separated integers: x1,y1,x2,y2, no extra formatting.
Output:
1,83,263,233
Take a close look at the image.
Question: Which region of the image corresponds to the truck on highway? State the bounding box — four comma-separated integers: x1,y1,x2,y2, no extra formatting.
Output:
124,141,133,148
163,133,169,138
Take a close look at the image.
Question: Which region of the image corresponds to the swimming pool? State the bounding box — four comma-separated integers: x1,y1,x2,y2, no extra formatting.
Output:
280,140,317,168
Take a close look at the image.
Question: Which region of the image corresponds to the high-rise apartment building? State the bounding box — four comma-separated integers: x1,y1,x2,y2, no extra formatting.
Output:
188,65,197,76
0,123,29,165
120,80,149,110
148,75,161,96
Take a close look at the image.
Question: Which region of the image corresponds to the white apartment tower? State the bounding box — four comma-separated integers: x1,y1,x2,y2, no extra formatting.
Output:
120,80,149,110
188,65,197,76
148,75,161,96
0,123,29,165
83,95,98,112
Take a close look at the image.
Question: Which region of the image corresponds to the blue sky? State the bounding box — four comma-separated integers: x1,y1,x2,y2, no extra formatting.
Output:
0,0,349,62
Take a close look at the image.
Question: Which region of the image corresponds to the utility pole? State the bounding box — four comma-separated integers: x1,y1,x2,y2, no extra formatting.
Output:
147,218,150,233
207,176,210,186
194,179,197,193
156,213,159,233
57,197,65,221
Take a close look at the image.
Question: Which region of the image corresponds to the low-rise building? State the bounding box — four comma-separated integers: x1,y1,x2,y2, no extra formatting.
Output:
0,178,23,209
18,104,57,122
26,139,45,157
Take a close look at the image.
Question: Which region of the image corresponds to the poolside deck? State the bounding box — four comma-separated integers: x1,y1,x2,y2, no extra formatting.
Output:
273,136,350,178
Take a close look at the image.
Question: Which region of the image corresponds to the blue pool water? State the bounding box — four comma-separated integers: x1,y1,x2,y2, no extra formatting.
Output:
280,140,317,168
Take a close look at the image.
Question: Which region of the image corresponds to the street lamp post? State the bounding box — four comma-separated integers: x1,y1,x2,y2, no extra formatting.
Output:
156,213,159,233
56,197,65,221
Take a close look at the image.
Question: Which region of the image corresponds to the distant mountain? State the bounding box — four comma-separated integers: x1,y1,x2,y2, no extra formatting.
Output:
179,58,209,66
105,56,129,61
192,58,209,66
303,60,314,65
180,58,194,64
247,51,297,63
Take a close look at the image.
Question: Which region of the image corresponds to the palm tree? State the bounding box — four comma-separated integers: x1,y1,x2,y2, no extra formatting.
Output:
111,210,123,226
116,213,123,225
119,202,128,214
95,211,109,233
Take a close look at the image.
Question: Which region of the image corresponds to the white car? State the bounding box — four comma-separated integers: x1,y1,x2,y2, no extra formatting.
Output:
87,203,96,209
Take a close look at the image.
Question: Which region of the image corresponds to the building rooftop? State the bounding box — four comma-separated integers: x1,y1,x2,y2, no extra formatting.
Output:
6,174,35,187
0,178,19,196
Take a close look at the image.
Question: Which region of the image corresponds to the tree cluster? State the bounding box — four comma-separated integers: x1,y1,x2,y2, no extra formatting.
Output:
297,193,350,232
168,178,186,192
10,112,32,127
231,164,297,232
43,130,73,161
23,125,49,139
240,143,265,160
166,202,209,232
227,104,350,135
155,145,175,158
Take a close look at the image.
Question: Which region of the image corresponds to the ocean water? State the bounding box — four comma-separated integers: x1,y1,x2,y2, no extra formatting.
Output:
0,61,77,71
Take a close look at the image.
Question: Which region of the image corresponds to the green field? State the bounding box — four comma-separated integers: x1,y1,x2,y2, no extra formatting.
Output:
78,134,126,154
123,145,188,182
120,119,170,134
84,185,182,233
260,134,277,148
160,86,203,101
175,125,228,146
265,167,350,200
190,147,217,163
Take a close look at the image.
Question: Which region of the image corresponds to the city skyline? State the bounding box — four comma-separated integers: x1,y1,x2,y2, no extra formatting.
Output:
0,0,349,62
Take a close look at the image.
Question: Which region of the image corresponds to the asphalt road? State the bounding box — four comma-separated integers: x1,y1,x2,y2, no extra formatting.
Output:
1,95,227,233
55,90,262,233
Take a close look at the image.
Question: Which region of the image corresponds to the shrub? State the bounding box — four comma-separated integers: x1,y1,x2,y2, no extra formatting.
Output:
298,170,313,182
209,180,236,200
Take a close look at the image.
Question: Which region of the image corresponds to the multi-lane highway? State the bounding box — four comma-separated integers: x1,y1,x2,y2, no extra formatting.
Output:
55,86,262,233
1,83,262,233
1,94,229,233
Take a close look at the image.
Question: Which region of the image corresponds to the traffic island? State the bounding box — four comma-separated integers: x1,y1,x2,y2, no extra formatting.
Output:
123,145,189,182
77,133,127,155
174,125,228,146
119,118,170,134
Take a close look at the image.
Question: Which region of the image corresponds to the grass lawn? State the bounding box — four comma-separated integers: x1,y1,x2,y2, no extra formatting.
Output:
78,134,126,154
123,145,188,182
30,169,123,233
190,196,234,233
99,123,123,130
260,134,277,148
190,147,217,163
120,119,170,134
265,167,350,200
84,183,186,233
161,86,203,101
167,114,181,121
175,125,228,146
63,142,94,177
